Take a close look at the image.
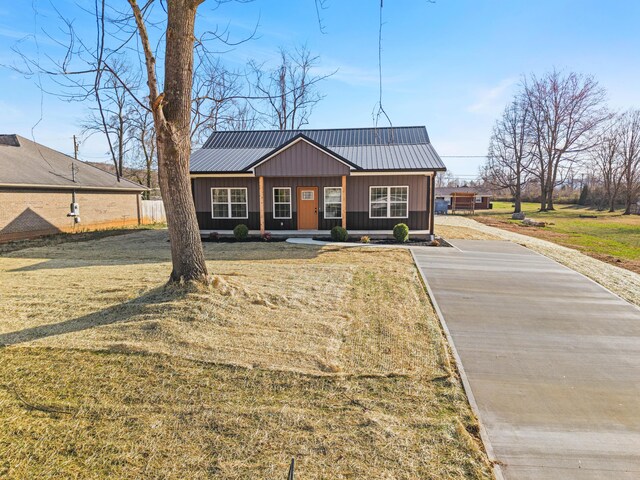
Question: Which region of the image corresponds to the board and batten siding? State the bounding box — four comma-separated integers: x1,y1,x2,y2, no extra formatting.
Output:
192,177,260,230
345,175,430,230
191,173,431,231
254,140,350,177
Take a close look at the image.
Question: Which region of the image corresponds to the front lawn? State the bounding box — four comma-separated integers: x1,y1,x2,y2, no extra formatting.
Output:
474,202,640,273
0,230,491,479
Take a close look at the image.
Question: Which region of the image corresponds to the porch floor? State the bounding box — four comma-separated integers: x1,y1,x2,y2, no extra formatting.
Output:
200,229,433,239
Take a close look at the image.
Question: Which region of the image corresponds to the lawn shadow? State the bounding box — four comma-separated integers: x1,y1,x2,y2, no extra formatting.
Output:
0,286,185,347
5,230,327,272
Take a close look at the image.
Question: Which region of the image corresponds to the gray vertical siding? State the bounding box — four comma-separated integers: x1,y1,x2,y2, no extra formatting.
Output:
254,140,351,177
192,173,431,231
346,175,429,211
193,177,259,211
193,176,260,230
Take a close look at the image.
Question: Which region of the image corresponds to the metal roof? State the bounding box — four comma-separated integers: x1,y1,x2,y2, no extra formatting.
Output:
0,135,146,191
192,126,446,173
435,186,492,196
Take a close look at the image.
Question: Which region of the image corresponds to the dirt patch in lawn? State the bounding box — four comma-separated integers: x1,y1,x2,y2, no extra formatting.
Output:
0,230,492,479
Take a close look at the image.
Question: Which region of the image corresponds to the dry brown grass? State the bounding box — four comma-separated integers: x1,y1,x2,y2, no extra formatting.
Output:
0,230,492,479
435,224,501,241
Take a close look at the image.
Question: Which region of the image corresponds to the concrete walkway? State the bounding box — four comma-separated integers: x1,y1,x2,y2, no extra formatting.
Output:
412,240,640,480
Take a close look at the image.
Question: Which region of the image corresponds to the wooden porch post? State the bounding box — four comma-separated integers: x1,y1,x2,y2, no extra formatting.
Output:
259,176,265,234
341,175,347,229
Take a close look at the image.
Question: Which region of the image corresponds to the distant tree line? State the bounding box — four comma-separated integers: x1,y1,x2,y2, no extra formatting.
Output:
481,70,640,214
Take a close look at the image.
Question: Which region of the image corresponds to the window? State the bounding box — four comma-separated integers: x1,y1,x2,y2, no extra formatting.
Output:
369,186,408,218
301,190,314,201
211,188,248,219
475,196,482,203
324,187,342,219
273,187,291,219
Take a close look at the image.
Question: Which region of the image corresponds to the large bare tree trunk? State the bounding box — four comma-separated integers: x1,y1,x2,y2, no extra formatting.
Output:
130,0,208,283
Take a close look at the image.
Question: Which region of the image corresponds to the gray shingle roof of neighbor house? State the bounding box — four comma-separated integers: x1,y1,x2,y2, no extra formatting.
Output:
0,134,146,191
190,126,447,173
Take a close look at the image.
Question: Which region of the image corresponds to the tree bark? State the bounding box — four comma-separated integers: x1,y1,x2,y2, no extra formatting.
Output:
129,0,208,283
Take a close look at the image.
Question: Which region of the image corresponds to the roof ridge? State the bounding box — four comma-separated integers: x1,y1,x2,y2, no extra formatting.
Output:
209,125,426,134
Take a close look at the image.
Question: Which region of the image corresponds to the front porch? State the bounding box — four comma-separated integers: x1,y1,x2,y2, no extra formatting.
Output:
200,229,434,240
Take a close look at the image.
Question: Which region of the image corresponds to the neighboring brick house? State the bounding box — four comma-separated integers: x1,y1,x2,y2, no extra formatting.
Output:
0,134,146,242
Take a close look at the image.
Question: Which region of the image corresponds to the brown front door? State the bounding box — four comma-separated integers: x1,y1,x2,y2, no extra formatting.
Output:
297,187,318,230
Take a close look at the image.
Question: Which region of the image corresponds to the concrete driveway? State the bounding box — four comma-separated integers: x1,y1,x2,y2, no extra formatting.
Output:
412,240,640,480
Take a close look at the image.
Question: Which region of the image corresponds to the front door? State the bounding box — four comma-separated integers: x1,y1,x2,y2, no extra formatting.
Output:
297,187,318,230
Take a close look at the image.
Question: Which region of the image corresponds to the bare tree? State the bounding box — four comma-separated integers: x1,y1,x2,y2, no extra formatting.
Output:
128,105,157,199
249,46,334,130
591,117,624,212
190,59,255,145
618,109,640,214
485,98,532,213
523,70,610,210
82,59,138,179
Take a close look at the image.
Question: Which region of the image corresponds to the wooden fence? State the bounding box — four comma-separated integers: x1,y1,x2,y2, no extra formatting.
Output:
140,200,166,224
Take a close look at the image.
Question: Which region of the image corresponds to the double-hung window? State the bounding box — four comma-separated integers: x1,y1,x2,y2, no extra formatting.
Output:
369,186,409,218
324,187,342,219
211,187,248,219
273,187,292,219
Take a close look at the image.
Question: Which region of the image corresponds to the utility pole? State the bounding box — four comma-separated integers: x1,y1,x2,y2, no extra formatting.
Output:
72,135,79,183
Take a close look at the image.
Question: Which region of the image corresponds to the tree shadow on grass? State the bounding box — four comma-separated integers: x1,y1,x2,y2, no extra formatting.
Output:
0,286,187,347
6,237,327,273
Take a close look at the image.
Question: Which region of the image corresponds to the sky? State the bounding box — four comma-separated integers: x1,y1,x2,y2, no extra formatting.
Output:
1,0,640,179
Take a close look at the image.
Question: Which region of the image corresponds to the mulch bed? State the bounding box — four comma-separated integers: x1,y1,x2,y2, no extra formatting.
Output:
312,237,452,247
202,237,287,243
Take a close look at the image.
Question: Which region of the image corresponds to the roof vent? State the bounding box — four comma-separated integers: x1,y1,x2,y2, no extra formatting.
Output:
0,134,20,147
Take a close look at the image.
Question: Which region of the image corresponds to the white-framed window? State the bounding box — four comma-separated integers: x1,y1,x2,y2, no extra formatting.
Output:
324,187,342,219
369,186,409,219
475,196,482,203
273,187,292,219
211,187,248,219
301,190,314,201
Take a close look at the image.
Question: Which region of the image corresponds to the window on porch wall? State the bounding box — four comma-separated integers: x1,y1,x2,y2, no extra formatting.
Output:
211,188,248,219
324,187,342,219
273,187,291,219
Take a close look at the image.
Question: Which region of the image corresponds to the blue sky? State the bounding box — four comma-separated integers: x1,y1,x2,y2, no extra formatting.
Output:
1,1,640,178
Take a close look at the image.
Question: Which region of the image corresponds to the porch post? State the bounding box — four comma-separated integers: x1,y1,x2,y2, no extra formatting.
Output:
259,176,265,235
341,175,347,229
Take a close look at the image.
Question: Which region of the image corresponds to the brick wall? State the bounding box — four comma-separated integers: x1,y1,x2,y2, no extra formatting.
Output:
0,188,140,242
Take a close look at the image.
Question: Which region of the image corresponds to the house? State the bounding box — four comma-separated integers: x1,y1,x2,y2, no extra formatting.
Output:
435,186,492,212
189,126,446,237
0,134,146,242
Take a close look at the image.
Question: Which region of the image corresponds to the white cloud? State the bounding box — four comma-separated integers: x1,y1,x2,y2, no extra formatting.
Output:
467,77,517,114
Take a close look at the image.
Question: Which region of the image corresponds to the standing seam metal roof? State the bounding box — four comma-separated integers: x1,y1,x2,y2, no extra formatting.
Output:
191,126,446,173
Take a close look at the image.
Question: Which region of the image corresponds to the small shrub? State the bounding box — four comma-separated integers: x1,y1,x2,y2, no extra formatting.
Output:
393,223,409,243
330,226,349,242
261,231,272,242
233,224,249,241
429,239,440,247
360,235,370,244
208,231,219,241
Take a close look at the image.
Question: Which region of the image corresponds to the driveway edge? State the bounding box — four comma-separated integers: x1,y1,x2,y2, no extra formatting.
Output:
410,248,505,480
